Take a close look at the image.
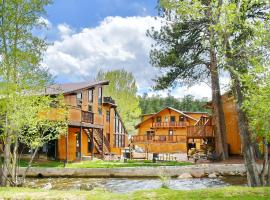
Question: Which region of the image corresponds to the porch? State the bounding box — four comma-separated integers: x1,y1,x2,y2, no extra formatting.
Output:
131,135,186,143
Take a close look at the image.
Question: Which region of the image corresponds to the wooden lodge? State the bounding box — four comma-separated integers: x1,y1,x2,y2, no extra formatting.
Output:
132,93,242,157
132,107,210,153
43,80,128,161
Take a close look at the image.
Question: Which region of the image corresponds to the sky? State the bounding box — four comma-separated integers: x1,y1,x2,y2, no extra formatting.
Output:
40,0,229,99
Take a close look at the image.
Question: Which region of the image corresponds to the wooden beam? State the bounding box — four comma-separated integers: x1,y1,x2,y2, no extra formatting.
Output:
80,125,83,161
91,128,94,160
65,132,68,164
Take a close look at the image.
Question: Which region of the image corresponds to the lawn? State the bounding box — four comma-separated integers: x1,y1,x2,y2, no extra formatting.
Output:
0,186,269,200
18,159,193,168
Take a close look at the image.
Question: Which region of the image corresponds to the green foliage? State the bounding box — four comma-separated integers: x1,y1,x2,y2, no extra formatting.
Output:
242,66,270,141
139,94,208,114
96,69,141,134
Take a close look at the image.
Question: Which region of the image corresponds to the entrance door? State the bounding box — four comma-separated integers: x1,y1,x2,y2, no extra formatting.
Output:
47,140,56,160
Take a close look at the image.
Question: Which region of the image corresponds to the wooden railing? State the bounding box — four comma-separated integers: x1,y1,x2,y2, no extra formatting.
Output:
131,135,186,143
152,122,188,128
103,96,115,105
82,111,94,124
187,125,214,138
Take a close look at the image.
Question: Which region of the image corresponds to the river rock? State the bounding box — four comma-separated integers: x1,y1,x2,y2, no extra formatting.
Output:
43,183,52,190
80,184,94,191
208,173,217,178
191,172,205,178
178,173,193,179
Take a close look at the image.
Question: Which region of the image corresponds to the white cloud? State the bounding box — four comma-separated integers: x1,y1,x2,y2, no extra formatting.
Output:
43,16,230,99
43,16,163,87
38,17,52,28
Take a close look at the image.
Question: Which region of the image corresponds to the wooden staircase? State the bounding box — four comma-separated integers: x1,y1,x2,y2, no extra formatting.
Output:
84,128,110,155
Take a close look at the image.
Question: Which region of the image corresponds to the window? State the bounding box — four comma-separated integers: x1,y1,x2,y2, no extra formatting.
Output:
106,110,110,122
156,116,162,123
88,89,94,103
98,87,102,105
179,116,185,122
98,107,102,115
170,116,175,122
165,116,169,122
76,92,82,108
88,105,93,112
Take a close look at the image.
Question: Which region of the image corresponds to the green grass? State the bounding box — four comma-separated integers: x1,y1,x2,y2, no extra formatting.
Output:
0,186,269,200
18,159,192,168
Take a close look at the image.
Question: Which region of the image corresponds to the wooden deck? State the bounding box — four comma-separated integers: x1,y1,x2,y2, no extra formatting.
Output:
131,135,186,143
187,125,214,139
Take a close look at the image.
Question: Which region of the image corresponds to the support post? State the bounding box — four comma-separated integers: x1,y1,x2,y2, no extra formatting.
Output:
65,132,68,166
101,129,104,158
91,128,94,160
80,126,83,161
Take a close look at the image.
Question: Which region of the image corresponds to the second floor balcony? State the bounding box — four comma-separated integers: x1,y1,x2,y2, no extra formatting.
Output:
152,121,188,128
187,125,214,138
131,135,186,143
68,107,94,124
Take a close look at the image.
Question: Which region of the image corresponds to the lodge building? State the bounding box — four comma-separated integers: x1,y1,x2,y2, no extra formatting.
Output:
132,93,242,156
44,80,128,161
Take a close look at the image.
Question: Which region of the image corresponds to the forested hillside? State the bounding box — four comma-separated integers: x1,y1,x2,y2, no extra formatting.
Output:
139,94,209,115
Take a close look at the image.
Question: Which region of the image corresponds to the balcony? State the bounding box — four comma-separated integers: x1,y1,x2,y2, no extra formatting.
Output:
131,135,186,143
152,122,188,128
68,108,94,124
103,97,116,106
187,125,214,138
82,110,94,124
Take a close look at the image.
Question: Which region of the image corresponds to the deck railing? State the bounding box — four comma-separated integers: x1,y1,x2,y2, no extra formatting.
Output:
82,111,94,124
187,125,214,138
152,122,188,128
131,135,186,143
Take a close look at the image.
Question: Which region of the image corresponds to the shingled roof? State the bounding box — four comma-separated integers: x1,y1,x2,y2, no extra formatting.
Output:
44,80,109,95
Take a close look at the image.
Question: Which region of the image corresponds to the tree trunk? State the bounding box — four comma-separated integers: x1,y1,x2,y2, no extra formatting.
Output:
209,48,228,160
260,138,268,186
1,135,11,186
21,147,39,184
232,75,261,186
11,137,18,186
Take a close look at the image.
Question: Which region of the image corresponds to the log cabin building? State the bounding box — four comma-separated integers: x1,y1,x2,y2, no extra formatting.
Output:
132,107,211,153
132,92,243,157
44,80,128,161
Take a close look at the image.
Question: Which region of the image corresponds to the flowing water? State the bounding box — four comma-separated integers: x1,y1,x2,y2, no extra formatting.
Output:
25,176,247,193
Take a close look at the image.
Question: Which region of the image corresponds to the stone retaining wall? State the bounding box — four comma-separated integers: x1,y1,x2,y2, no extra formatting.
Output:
18,164,258,178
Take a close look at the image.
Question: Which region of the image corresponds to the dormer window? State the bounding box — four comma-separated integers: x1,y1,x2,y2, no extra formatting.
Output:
76,92,82,108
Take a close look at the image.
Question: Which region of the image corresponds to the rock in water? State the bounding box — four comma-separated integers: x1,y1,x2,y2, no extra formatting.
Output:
191,171,205,178
208,173,217,178
43,183,52,190
178,173,193,179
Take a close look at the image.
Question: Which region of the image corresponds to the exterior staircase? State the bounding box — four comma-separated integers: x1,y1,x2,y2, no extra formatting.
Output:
84,128,110,156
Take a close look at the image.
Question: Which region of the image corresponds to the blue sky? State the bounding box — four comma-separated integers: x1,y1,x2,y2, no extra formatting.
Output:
41,0,214,99
46,0,157,28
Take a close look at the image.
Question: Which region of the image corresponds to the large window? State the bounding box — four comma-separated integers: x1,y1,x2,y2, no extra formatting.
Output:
156,116,162,123
76,92,82,108
98,87,102,105
170,116,175,122
88,89,94,103
106,110,110,122
114,112,125,147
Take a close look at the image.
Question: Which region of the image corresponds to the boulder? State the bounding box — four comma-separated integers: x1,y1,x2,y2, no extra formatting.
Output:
208,173,217,178
43,183,52,190
191,171,205,178
178,173,193,179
